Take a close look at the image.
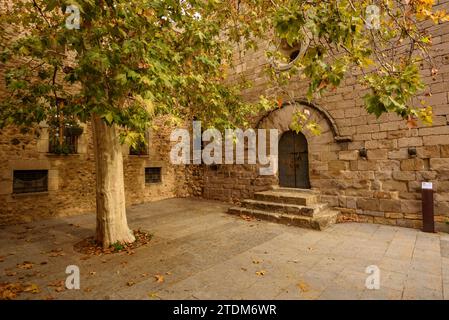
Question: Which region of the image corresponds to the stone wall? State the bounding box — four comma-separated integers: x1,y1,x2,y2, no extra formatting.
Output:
0,117,201,225
203,1,449,232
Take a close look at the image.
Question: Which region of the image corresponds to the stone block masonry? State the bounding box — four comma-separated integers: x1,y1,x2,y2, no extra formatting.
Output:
2,2,449,232
0,117,202,225
203,0,449,233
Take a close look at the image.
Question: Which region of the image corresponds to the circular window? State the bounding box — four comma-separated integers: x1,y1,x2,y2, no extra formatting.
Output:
268,35,310,72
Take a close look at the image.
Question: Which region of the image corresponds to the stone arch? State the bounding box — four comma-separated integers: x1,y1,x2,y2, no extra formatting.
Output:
257,101,341,189
256,100,351,143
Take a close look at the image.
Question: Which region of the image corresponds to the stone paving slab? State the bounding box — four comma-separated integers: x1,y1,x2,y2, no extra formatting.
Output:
0,198,448,300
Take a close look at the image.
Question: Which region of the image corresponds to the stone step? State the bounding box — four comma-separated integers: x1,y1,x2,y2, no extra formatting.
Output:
228,207,338,231
271,186,320,194
241,199,328,217
254,190,318,206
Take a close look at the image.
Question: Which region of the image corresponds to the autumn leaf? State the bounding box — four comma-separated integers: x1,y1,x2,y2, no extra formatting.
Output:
0,283,23,300
126,281,135,287
48,280,65,292
297,280,310,293
23,283,40,294
148,292,159,299
255,270,266,276
17,261,34,269
277,97,283,108
240,214,254,221
48,249,65,257
154,274,164,283
407,116,418,129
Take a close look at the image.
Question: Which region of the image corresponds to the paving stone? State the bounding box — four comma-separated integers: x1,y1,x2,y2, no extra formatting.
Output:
0,198,446,300
360,288,403,300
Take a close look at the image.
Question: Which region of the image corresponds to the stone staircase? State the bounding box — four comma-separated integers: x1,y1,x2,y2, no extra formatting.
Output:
228,187,338,230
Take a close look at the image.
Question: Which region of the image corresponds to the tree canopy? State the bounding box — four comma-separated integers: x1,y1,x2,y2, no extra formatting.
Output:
1,0,447,138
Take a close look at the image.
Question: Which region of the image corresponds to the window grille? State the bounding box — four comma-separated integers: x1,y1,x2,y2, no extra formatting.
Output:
145,167,162,184
13,170,48,194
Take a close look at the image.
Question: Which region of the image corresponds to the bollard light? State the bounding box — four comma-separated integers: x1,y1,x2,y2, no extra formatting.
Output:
422,182,435,233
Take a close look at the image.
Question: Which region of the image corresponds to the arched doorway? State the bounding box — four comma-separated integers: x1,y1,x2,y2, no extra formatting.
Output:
278,131,311,189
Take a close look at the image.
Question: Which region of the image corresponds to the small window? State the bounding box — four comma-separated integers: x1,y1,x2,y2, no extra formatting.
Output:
145,167,161,184
49,125,82,155
13,170,48,194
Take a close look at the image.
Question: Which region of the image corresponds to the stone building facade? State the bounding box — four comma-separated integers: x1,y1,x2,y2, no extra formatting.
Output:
2,2,449,232
203,1,449,232
0,119,203,225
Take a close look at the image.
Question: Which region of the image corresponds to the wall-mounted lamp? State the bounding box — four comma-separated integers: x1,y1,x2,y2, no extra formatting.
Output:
359,147,367,158
408,147,417,158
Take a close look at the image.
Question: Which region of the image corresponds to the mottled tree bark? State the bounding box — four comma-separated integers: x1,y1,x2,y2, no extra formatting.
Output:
91,114,135,248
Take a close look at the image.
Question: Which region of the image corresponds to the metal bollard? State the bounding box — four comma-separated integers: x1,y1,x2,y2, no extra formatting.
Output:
422,182,435,233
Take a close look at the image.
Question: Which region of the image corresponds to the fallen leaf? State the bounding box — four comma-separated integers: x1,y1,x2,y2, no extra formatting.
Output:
241,267,247,272
0,283,23,299
17,262,34,270
240,214,255,222
47,280,64,292
23,283,40,294
255,270,266,276
154,274,164,283
148,292,159,299
89,271,96,276
48,280,64,288
297,280,310,293
48,249,65,257
252,260,261,264
126,281,135,287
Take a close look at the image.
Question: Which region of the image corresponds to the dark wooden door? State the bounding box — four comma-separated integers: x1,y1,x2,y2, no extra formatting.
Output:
278,131,310,189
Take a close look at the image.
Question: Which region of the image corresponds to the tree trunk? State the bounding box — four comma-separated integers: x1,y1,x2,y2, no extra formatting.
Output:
91,114,135,248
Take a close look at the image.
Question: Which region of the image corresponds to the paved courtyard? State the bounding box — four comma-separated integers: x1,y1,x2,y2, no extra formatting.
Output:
1,198,449,300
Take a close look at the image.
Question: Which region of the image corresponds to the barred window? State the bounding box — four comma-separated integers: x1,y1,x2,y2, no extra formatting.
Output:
13,170,48,194
48,125,83,155
145,167,162,184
